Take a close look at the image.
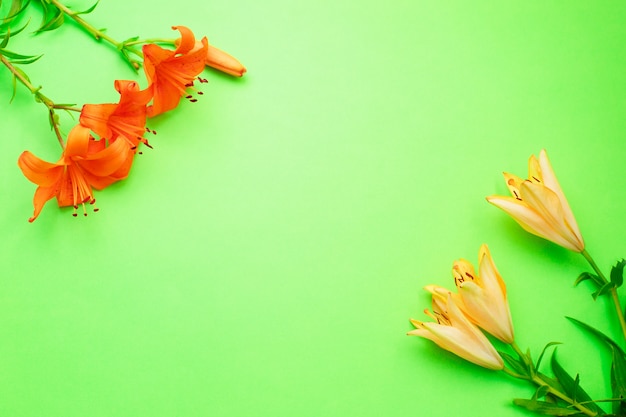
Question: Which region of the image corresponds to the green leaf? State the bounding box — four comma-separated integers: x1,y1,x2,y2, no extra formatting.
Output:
551,349,604,414
0,27,9,48
500,350,530,377
610,259,626,289
1,16,29,40
2,0,30,25
538,371,566,394
6,17,30,36
0,48,41,61
73,0,98,15
566,317,625,355
537,342,562,370
611,347,626,415
34,1,64,33
513,398,583,416
575,272,600,287
535,385,551,399
10,72,17,102
593,282,616,300
10,55,42,64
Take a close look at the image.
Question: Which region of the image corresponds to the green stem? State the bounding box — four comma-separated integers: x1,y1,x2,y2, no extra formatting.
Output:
510,341,533,372
530,374,598,417
581,249,626,345
125,37,175,47
47,0,143,66
0,54,66,147
503,343,599,416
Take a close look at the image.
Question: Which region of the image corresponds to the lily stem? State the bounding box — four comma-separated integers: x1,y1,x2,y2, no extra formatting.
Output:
581,249,626,345
125,38,175,47
504,343,598,417
0,54,67,148
47,0,143,67
530,375,598,417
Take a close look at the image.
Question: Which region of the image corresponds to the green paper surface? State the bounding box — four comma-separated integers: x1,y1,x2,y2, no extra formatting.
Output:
1,1,626,416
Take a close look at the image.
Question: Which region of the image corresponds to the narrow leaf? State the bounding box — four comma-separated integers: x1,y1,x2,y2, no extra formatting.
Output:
610,259,626,289
593,282,615,300
6,17,30,36
551,350,604,414
611,347,626,415
73,0,98,15
10,72,17,102
566,317,625,355
500,350,530,377
3,0,30,24
7,0,24,18
538,371,566,394
34,3,64,33
12,64,30,82
0,48,41,60
0,27,8,48
10,55,42,64
513,399,582,416
575,272,603,288
38,11,63,32
537,342,562,370
535,385,550,399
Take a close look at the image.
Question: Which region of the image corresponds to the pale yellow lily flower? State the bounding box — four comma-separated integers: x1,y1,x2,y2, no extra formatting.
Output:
408,287,504,370
451,245,514,344
486,149,584,252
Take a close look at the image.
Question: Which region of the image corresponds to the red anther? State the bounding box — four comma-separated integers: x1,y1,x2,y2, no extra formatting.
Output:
198,91,204,95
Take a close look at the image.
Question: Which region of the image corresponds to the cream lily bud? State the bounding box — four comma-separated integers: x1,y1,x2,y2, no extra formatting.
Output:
487,149,584,252
408,288,504,370
451,245,514,344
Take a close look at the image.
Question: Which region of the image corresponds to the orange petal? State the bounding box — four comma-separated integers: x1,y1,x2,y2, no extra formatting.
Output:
64,125,92,158
18,151,64,186
79,137,133,177
143,30,208,117
80,103,117,139
29,184,60,222
172,25,196,54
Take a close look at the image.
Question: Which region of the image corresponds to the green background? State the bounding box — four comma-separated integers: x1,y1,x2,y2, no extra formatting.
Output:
1,0,626,416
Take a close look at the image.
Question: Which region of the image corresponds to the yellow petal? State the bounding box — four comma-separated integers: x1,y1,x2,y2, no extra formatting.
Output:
409,293,504,370
487,194,575,249
520,181,584,252
536,149,584,249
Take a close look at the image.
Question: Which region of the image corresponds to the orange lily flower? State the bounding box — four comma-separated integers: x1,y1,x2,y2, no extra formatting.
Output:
487,149,584,252
18,124,132,222
408,287,504,370
205,44,246,77
79,80,152,147
143,26,208,117
450,245,514,344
